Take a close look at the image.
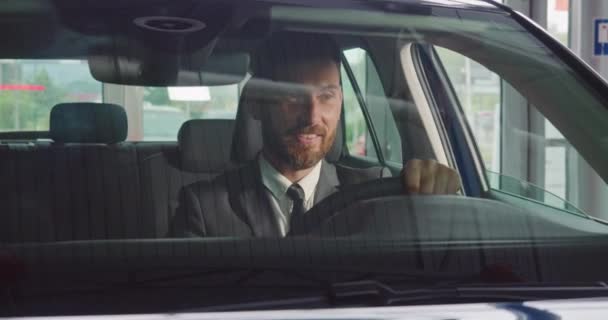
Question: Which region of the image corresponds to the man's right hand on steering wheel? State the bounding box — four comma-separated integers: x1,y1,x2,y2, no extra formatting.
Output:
402,159,461,195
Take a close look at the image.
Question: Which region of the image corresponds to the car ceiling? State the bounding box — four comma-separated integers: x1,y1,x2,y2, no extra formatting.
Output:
0,0,506,59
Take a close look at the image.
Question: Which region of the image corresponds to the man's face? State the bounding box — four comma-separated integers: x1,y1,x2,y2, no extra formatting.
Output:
258,60,342,170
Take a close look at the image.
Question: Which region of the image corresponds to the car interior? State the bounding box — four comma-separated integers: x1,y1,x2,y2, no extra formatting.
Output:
2,0,608,244
0,67,399,242
0,0,429,243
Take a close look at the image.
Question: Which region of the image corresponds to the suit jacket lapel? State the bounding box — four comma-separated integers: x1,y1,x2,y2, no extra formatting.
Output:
314,160,340,205
230,160,339,237
227,161,281,237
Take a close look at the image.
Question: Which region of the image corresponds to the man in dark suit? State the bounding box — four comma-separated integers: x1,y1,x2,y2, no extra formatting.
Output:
170,32,460,238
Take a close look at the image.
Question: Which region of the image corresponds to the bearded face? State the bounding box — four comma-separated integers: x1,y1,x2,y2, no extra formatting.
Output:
262,113,337,170
257,61,342,171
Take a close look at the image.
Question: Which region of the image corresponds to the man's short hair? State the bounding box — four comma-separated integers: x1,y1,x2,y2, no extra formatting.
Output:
251,31,341,81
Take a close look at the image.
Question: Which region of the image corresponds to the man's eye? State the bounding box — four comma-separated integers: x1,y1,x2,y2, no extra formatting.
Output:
319,92,336,102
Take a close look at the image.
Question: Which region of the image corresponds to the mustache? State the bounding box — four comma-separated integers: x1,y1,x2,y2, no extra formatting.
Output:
286,125,327,136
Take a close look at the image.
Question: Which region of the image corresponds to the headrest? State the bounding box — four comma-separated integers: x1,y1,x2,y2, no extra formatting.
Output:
231,80,344,163
50,103,127,143
178,119,235,173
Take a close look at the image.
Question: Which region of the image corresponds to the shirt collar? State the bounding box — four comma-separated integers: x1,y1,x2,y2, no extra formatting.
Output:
296,159,323,202
259,155,323,203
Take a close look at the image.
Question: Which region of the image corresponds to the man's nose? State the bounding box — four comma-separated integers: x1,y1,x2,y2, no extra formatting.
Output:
299,93,323,126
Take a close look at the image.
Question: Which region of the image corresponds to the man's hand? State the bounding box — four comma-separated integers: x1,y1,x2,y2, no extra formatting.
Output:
402,159,461,195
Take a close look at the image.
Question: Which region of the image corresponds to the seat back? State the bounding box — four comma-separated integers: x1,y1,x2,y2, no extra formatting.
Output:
137,119,237,237
0,103,139,242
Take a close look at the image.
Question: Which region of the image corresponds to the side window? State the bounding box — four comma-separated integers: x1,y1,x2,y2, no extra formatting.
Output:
342,48,403,165
435,46,607,214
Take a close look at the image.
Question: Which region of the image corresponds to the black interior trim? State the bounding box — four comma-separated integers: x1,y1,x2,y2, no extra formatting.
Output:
0,131,50,140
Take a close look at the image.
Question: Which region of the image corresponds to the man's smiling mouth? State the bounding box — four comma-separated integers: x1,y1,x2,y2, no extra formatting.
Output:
296,134,322,145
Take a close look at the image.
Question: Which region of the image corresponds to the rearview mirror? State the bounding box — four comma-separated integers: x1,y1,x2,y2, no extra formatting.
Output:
89,49,249,86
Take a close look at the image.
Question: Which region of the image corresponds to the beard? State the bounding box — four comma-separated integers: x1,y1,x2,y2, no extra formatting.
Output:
262,123,336,170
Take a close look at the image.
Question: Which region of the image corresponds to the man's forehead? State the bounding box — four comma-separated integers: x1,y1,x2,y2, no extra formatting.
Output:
273,60,340,86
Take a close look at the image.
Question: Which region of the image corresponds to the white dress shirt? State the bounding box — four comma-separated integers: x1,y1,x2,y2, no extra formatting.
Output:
258,155,322,236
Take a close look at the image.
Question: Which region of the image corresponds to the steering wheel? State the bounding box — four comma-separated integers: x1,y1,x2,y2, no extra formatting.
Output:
288,177,407,236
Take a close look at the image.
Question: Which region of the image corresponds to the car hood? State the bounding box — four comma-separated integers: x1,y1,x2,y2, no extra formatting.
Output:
15,298,608,319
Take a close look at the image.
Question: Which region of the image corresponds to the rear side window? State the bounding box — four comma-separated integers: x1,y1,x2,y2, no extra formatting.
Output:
139,84,240,141
0,59,101,132
342,48,403,165
341,58,378,160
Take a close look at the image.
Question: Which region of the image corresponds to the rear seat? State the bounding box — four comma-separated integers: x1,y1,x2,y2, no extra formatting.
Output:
0,103,238,243
1,142,56,242
137,119,236,237
0,103,142,242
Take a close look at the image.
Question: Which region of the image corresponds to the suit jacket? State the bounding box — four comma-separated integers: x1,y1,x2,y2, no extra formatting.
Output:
169,160,389,237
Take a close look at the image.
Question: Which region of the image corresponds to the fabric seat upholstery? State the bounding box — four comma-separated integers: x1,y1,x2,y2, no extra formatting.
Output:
0,103,139,243
137,119,237,237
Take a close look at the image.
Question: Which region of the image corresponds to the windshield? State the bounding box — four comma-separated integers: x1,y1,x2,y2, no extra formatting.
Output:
3,0,608,316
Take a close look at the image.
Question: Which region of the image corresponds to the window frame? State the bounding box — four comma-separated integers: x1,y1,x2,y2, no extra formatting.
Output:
340,50,386,165
404,42,488,197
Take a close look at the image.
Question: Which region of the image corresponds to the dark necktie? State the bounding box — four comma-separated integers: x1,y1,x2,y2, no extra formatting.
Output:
286,183,306,232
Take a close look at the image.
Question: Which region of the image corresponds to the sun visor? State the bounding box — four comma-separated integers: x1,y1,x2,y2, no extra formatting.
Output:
88,48,249,86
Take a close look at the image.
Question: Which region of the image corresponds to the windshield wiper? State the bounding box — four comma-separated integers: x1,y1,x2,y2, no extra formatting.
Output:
197,280,608,312
330,280,608,306
171,266,523,312
26,264,578,312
